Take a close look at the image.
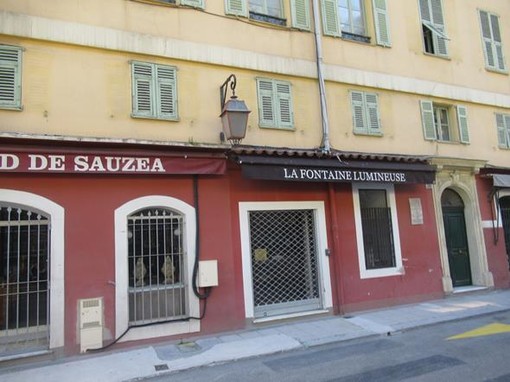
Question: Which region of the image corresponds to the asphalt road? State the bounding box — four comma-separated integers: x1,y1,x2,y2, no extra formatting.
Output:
145,310,510,382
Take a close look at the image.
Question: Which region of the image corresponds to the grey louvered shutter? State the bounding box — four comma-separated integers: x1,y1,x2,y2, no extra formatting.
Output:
430,0,448,56
181,0,204,8
351,91,366,134
365,93,381,134
257,79,276,127
480,11,496,69
420,100,437,140
322,0,340,37
291,0,311,31
0,46,22,109
132,62,154,117
225,0,248,16
373,0,391,47
419,0,431,23
456,106,469,144
276,81,293,128
480,11,506,71
156,65,177,120
496,114,507,148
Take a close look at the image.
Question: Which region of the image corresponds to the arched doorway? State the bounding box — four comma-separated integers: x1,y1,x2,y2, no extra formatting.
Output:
500,196,510,269
441,189,472,287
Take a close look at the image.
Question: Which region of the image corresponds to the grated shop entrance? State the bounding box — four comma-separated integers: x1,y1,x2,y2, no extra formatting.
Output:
0,205,50,356
249,209,321,318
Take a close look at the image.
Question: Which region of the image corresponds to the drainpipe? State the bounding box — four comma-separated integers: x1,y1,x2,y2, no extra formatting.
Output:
312,0,331,154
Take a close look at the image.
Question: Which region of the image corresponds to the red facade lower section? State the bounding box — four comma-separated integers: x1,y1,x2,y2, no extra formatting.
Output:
1,143,509,357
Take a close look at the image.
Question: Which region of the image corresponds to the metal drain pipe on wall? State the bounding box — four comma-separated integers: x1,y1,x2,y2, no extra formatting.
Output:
312,0,331,154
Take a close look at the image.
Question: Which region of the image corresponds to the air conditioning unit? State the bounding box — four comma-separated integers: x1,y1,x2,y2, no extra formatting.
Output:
79,297,103,353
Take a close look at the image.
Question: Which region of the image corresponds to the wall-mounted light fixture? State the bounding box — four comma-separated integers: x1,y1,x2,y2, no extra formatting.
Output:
219,74,251,144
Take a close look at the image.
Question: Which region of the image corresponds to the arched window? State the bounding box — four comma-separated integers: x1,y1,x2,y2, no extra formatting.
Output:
441,188,464,208
127,207,186,325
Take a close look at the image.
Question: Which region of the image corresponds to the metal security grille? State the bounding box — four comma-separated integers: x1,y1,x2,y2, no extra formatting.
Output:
249,209,320,318
0,205,50,355
501,206,510,269
360,207,395,269
359,189,395,270
127,208,186,325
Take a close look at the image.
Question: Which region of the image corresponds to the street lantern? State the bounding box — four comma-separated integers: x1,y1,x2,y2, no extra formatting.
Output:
219,74,251,144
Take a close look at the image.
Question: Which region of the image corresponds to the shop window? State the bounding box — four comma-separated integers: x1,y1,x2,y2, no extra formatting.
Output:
350,90,381,136
479,10,507,73
127,208,186,325
321,0,391,46
418,0,449,57
256,78,294,130
131,61,178,121
496,113,510,149
353,184,403,278
420,101,469,144
0,45,23,111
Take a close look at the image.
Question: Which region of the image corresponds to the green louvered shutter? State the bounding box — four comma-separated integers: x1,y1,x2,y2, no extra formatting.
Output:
351,91,366,134
132,62,154,118
322,0,340,37
291,0,311,31
0,45,22,110
225,0,248,16
496,114,509,148
257,79,276,127
365,93,381,134
156,65,177,120
372,0,391,47
420,100,437,140
276,81,293,129
456,105,469,144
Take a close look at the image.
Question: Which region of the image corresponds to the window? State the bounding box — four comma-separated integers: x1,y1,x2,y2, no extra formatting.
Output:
128,208,186,325
479,10,507,72
321,0,391,46
418,0,448,57
153,0,204,7
0,45,23,110
353,183,402,278
496,113,510,149
225,0,312,29
256,78,294,129
115,196,200,341
420,101,469,144
350,90,381,136
131,61,178,121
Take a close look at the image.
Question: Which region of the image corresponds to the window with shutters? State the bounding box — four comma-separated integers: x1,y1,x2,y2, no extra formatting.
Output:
149,0,204,8
0,45,23,111
479,10,507,73
321,0,391,46
418,0,448,57
256,78,294,129
496,113,510,149
419,101,469,144
226,0,288,26
353,183,403,279
131,61,178,121
350,91,382,136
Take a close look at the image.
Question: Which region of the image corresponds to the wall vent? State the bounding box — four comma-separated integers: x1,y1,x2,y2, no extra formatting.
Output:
79,297,104,353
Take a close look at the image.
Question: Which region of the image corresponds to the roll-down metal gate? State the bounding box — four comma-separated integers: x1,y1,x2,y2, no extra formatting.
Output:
0,205,50,355
249,209,321,318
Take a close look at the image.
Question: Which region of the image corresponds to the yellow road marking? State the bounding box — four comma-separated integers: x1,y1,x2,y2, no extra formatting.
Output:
447,323,510,340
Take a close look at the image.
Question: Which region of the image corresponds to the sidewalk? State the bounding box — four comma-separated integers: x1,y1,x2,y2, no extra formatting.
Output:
1,289,509,382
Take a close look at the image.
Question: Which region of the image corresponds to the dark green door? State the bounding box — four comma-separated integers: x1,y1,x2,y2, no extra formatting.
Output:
500,196,510,269
443,207,472,287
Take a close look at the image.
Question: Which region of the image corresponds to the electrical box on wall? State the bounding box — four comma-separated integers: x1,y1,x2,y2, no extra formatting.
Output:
198,260,219,287
79,297,104,353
